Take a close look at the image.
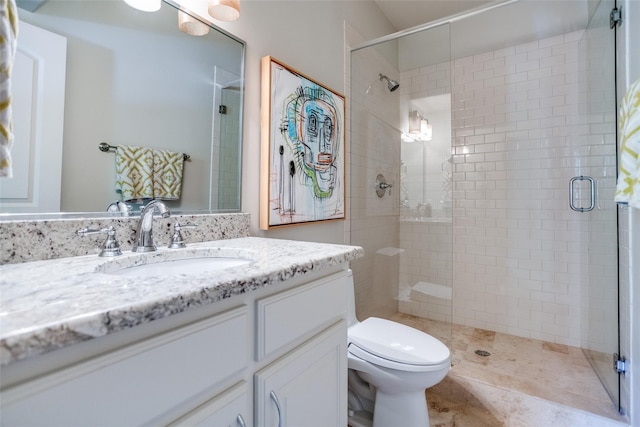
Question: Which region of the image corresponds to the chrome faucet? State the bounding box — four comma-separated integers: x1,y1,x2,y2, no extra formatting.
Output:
132,199,170,252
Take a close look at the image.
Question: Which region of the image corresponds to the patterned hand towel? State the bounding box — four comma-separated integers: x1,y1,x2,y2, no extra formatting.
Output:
614,78,640,208
0,0,18,178
115,146,154,201
152,149,184,200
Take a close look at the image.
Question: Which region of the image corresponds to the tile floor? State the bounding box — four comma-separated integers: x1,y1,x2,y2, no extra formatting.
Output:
387,313,630,427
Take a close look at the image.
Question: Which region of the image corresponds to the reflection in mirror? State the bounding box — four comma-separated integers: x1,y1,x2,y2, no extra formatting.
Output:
1,0,244,215
400,94,452,221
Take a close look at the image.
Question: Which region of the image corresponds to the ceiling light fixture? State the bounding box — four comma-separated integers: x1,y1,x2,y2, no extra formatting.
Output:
208,0,240,21
123,0,161,12
178,11,210,36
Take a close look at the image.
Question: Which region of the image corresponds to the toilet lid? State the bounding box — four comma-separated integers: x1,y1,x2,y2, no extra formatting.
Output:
348,317,450,366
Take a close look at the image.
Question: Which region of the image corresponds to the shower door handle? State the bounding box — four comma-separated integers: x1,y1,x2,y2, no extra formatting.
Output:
569,176,595,212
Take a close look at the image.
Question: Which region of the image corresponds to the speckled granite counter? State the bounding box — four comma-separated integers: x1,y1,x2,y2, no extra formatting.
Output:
0,237,364,366
0,213,251,264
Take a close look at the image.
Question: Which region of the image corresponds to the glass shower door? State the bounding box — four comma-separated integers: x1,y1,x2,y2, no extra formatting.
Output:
349,23,453,344
579,0,619,410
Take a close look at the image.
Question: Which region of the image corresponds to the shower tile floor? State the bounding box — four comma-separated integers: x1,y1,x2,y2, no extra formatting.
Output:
387,313,629,427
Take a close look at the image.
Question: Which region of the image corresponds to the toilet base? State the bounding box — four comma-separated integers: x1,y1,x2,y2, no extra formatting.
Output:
348,391,430,427
347,409,373,427
373,390,429,427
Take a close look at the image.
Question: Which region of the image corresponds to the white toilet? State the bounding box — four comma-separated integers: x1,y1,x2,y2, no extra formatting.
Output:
346,271,451,427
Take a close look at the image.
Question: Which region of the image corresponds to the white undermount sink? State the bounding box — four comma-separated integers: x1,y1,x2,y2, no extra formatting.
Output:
110,257,253,277
97,247,257,277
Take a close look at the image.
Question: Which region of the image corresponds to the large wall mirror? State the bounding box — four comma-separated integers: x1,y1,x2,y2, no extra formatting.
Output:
1,0,244,216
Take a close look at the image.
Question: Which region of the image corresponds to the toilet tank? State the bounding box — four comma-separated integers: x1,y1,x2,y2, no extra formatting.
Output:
346,269,358,327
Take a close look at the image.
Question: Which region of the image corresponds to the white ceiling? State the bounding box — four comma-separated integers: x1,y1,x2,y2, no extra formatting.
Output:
373,0,593,33
373,0,495,31
370,0,592,70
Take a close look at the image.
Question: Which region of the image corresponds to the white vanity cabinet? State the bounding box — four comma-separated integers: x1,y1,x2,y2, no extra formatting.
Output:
254,323,346,427
0,268,350,427
254,271,349,427
0,306,251,426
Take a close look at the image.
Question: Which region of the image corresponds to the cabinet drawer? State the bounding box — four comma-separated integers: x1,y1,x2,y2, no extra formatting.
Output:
256,271,348,360
169,381,251,427
1,306,249,427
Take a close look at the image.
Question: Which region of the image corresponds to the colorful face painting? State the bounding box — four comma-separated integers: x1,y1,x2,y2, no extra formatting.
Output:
284,86,338,198
261,57,345,228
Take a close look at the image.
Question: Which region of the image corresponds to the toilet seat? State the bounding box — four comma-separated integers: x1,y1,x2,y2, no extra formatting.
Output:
348,317,450,372
348,343,449,372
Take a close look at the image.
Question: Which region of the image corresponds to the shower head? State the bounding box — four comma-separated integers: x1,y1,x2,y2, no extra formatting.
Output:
379,73,399,92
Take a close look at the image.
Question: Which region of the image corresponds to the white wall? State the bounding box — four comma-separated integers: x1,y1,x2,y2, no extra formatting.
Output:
213,1,396,243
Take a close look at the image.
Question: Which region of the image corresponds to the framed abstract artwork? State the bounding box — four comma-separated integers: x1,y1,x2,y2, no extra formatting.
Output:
260,56,346,229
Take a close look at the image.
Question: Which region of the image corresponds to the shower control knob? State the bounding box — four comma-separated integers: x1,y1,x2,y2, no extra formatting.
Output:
375,174,393,197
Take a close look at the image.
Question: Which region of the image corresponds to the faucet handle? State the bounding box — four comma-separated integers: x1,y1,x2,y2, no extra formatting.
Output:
106,200,134,215
77,226,123,257
168,222,198,249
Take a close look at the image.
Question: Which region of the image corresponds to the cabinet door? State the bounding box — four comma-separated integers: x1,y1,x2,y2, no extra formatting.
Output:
169,381,251,427
254,321,346,427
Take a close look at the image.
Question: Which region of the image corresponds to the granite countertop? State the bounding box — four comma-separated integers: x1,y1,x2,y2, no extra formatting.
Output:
0,237,364,366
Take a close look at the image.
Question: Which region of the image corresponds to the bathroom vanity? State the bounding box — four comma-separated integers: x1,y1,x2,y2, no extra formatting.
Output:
0,237,363,426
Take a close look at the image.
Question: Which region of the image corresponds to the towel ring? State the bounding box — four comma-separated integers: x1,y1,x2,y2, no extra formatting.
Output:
98,142,190,161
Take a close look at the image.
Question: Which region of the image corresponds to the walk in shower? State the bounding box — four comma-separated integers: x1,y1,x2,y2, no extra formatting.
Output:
349,0,623,416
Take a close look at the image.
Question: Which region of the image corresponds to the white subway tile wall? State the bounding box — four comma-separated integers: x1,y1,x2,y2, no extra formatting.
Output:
453,30,586,346
397,29,619,348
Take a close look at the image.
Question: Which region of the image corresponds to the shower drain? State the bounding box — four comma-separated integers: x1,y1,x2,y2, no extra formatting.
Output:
475,349,491,357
